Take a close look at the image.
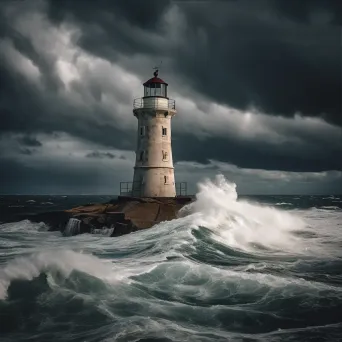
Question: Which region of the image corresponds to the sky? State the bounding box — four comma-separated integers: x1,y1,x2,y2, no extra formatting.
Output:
0,0,341,195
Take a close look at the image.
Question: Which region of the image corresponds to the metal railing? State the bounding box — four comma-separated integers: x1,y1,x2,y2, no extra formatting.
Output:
120,181,142,197
176,182,187,196
133,97,176,110
120,181,187,197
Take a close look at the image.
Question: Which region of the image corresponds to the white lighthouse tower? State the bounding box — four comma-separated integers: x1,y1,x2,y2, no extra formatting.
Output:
130,69,177,198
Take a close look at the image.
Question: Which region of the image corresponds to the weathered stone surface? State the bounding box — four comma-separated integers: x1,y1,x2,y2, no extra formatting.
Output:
16,196,194,237
65,196,194,236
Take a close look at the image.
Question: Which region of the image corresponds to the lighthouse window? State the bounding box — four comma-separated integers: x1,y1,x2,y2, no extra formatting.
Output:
162,150,168,161
140,126,145,136
162,127,167,136
155,83,162,96
164,175,169,184
139,151,144,161
161,84,166,97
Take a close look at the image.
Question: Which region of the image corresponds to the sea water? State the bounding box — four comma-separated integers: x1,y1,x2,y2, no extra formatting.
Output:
0,175,341,341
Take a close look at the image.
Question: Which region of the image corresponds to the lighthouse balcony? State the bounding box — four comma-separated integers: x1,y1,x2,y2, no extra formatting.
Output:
120,181,187,197
133,97,176,110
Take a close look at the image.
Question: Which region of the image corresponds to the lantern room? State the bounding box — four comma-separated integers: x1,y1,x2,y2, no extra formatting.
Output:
143,69,168,98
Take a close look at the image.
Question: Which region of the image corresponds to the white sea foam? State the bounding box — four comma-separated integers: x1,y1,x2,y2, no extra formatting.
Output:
323,196,336,199
275,202,293,206
320,206,340,210
178,175,307,255
0,250,116,299
64,218,81,236
0,220,48,233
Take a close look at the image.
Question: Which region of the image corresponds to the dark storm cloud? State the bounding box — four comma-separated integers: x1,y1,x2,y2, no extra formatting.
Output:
45,0,341,125
0,0,341,194
48,0,171,31
269,0,342,24
86,151,127,160
0,2,136,150
0,53,135,150
18,135,42,147
86,151,116,159
46,0,172,60
1,0,340,133
175,1,341,125
172,133,342,172
19,148,35,155
0,9,64,93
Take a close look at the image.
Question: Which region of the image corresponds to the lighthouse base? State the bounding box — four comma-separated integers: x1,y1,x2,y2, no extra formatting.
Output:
64,195,194,232
17,195,194,237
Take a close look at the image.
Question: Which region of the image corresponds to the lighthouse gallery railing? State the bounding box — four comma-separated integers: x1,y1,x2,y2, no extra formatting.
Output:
133,97,176,110
120,182,187,197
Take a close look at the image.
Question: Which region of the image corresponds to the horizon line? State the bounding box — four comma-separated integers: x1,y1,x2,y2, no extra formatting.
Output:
0,193,341,197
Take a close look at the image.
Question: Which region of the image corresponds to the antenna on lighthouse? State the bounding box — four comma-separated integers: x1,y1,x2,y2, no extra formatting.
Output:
153,61,162,77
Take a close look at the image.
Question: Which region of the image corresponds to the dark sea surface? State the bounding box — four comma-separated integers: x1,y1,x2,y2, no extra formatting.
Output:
1,176,342,342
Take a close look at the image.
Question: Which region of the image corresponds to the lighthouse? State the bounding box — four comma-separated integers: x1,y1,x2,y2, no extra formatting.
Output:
130,69,177,198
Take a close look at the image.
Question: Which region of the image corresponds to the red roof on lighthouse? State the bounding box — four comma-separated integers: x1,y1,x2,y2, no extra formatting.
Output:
143,69,168,86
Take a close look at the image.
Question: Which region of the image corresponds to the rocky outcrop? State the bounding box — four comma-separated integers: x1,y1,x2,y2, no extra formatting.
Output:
26,196,194,237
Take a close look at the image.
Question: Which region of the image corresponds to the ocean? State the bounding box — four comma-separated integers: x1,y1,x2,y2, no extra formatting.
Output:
0,175,342,342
